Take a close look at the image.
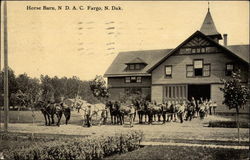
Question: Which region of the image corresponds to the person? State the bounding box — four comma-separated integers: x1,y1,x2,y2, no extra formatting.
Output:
100,106,109,125
212,102,217,115
128,104,135,127
178,101,186,123
190,97,197,118
208,99,212,115
85,105,92,127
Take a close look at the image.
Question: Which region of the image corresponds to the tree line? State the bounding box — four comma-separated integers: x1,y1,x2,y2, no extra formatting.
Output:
0,68,108,109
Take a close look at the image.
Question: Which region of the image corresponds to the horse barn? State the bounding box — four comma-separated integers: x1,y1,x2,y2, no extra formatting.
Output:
104,9,249,112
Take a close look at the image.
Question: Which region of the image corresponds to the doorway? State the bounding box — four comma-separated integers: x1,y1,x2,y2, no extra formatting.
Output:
188,84,210,101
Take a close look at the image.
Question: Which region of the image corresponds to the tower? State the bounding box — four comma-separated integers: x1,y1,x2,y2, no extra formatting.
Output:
200,4,222,42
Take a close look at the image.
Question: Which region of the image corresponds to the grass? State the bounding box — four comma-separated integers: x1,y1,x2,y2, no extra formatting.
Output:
0,132,88,151
208,114,249,128
106,145,249,160
0,110,84,125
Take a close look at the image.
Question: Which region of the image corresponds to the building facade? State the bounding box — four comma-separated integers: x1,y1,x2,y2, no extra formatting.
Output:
104,9,249,112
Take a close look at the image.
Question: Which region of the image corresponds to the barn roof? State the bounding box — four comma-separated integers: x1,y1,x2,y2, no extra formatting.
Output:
104,49,172,77
226,44,249,63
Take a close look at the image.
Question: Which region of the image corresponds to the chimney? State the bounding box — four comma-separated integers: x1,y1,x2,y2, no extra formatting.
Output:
223,34,228,46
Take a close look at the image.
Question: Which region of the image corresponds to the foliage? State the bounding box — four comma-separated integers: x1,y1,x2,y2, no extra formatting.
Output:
0,68,18,106
89,75,109,101
0,68,101,107
16,74,41,107
107,145,249,160
3,130,144,160
220,72,249,112
208,121,249,128
119,92,148,104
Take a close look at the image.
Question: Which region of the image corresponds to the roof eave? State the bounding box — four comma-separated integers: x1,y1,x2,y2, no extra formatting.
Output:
104,73,151,78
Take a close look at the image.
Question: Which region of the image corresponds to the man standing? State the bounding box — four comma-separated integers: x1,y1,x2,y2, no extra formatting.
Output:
128,104,135,127
100,106,109,125
86,105,92,127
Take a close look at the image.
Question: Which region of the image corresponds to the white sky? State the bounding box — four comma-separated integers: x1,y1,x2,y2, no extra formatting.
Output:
1,1,249,80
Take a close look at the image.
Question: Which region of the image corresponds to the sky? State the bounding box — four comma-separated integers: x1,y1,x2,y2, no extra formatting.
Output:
1,1,249,80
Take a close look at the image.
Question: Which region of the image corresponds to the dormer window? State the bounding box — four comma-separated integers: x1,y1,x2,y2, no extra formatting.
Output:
135,64,140,70
129,64,135,70
125,57,147,71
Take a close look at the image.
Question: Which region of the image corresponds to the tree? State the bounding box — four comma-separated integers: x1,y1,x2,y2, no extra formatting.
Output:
16,74,41,107
0,68,18,107
89,75,109,102
40,75,54,102
220,71,249,143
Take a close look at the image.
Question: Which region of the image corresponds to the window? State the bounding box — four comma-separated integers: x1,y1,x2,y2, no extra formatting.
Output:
186,65,194,77
165,66,172,77
125,77,130,83
201,47,206,53
136,76,142,83
129,64,135,70
194,60,203,76
191,48,196,53
131,76,136,83
226,63,234,76
125,76,142,83
203,64,210,76
135,64,140,70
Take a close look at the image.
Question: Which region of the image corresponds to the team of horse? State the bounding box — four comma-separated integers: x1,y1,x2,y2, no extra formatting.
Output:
36,97,209,127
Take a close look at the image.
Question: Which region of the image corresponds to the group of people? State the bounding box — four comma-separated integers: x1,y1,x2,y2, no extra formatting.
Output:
81,97,218,127
182,97,217,121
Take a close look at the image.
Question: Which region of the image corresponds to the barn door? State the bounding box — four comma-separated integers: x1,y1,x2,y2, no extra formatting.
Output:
164,85,187,103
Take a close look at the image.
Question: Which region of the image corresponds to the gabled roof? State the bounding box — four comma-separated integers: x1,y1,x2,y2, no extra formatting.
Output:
200,10,222,39
104,49,172,77
226,45,249,63
148,31,249,72
125,57,147,64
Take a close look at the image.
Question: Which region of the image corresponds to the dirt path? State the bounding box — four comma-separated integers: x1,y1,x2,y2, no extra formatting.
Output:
4,115,249,143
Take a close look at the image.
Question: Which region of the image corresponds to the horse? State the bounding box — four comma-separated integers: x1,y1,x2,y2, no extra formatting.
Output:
136,100,149,124
118,103,136,127
35,100,69,127
145,102,162,124
106,101,120,125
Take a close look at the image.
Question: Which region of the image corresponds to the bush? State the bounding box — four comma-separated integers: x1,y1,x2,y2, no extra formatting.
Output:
208,121,249,128
3,130,143,160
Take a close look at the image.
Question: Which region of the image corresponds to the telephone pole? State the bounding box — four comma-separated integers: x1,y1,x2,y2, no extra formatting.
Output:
3,0,9,132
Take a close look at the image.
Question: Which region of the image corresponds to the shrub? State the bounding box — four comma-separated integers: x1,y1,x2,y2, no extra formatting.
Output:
208,121,249,128
3,130,143,160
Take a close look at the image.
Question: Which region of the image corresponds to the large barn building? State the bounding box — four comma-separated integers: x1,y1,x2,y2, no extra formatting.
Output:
104,9,249,112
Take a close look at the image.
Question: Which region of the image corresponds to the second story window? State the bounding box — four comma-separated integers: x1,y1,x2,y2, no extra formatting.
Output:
165,66,172,77
125,77,131,83
194,60,203,76
125,76,142,83
131,76,136,83
226,63,234,76
187,59,210,77
136,76,142,83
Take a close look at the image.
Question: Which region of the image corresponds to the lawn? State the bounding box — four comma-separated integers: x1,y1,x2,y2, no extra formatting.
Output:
106,145,249,160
